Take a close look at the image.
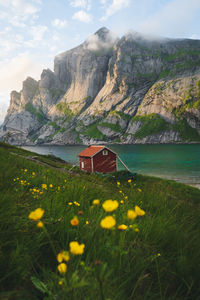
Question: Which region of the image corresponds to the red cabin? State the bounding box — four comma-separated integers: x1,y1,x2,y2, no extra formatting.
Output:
78,145,117,173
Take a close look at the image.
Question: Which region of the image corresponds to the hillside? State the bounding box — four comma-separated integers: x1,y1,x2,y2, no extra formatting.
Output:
0,27,200,145
0,142,200,299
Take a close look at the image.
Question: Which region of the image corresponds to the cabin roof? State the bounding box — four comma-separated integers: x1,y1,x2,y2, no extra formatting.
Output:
78,145,117,158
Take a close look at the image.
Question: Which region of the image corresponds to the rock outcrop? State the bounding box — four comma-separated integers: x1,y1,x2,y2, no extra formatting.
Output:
1,27,200,145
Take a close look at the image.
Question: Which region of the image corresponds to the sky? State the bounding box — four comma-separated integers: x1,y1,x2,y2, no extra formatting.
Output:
0,0,200,123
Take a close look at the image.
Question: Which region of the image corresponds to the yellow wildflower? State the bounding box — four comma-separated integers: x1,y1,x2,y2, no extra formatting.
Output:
70,216,79,226
92,199,100,205
127,210,137,220
42,184,47,189
58,263,67,274
100,216,116,229
120,200,124,204
128,179,132,183
157,253,161,257
24,169,27,172
58,186,60,190
68,202,73,205
69,241,85,255
119,190,123,194
129,224,133,228
102,200,119,212
85,220,89,225
57,251,70,263
32,172,35,176
135,205,145,216
49,184,53,188
58,280,63,285
29,208,44,221
118,224,128,230
37,221,44,228
134,228,139,232
117,181,120,186
124,196,128,200
137,188,142,192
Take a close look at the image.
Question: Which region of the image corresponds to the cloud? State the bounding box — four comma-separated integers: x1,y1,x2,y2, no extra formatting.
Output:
138,0,200,37
29,25,48,42
100,0,130,21
52,19,68,29
85,29,117,51
72,10,92,23
70,0,91,11
190,34,200,40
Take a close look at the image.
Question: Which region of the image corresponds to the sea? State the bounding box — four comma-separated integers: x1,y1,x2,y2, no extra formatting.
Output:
22,144,200,188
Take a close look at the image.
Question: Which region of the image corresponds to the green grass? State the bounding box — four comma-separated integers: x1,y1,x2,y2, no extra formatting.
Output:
0,142,200,299
131,114,171,138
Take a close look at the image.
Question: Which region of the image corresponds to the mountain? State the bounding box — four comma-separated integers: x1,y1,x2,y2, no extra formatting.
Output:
1,27,200,145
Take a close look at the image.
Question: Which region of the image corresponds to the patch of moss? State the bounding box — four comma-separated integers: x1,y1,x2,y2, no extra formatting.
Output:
25,103,45,123
48,121,61,130
110,110,131,120
82,121,107,140
100,122,122,132
56,103,74,120
132,114,171,138
172,118,200,141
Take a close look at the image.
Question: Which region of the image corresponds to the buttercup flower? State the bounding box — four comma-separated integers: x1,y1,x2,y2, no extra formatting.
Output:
69,241,85,255
93,199,100,205
100,216,116,229
70,216,79,226
29,208,44,221
49,184,53,188
128,179,132,183
118,224,128,230
117,181,120,186
37,221,44,228
57,251,70,263
58,263,67,274
102,200,119,212
135,205,145,216
127,210,137,220
42,184,47,189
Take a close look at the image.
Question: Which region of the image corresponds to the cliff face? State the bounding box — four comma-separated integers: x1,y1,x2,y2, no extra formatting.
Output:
1,27,200,145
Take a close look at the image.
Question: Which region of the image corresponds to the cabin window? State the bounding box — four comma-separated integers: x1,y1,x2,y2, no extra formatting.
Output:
81,161,84,169
103,150,108,155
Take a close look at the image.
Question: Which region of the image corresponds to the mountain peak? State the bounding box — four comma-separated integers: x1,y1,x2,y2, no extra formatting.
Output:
94,27,110,41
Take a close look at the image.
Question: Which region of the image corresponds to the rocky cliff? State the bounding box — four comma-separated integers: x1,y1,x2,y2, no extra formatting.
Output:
1,27,200,145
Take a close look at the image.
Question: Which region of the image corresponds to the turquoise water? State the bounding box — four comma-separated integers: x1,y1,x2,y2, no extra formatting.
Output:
22,144,200,185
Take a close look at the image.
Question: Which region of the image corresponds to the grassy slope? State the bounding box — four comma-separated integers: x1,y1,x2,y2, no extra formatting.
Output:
0,142,200,300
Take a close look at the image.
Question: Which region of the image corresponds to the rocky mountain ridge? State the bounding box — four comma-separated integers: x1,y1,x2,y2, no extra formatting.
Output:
1,27,200,145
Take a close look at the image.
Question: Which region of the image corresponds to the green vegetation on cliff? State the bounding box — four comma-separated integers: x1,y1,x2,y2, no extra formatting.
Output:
0,142,200,299
132,114,171,138
25,103,45,123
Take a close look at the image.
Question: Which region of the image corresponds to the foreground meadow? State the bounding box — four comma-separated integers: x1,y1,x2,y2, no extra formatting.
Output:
0,142,200,300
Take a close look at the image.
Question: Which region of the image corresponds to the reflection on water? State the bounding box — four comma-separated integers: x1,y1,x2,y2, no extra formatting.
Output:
21,144,200,185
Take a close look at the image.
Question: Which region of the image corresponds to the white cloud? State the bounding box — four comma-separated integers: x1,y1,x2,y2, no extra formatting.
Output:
85,30,117,51
101,0,130,20
138,0,200,37
29,25,48,42
52,19,68,29
72,10,92,23
70,0,91,11
190,34,200,40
